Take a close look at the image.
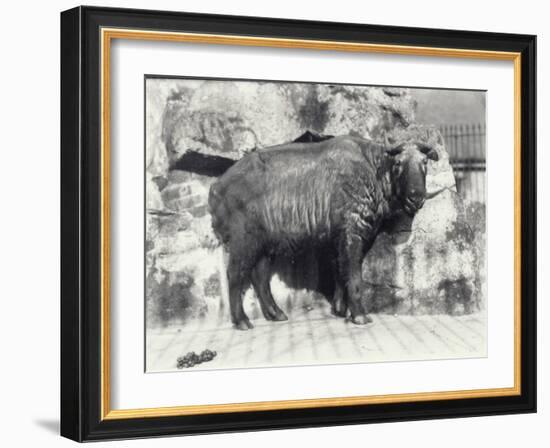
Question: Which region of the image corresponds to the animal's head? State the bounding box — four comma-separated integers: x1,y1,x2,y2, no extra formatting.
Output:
385,141,439,216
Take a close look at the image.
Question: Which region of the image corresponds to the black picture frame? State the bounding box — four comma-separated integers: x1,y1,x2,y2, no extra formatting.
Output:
61,5,536,442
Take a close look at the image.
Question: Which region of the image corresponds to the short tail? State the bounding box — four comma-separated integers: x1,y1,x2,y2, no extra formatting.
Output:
170,150,237,177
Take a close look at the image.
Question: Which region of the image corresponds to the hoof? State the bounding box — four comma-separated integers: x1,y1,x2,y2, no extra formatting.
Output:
234,319,254,330
351,314,373,325
264,306,288,322
271,310,288,322
331,305,347,318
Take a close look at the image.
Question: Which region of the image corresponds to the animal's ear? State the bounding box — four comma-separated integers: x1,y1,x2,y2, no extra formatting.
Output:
417,143,439,161
385,143,405,157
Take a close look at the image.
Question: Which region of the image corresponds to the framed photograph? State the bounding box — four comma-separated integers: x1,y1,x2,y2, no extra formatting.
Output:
60,6,536,442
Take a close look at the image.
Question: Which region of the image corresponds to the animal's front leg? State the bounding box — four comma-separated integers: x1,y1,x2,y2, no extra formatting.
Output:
339,234,373,325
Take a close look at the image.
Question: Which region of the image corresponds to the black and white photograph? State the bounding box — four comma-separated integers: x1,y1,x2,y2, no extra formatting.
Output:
0,0,542,443
145,77,487,372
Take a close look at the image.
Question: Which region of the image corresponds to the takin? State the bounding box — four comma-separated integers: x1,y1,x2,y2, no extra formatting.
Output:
176,132,439,330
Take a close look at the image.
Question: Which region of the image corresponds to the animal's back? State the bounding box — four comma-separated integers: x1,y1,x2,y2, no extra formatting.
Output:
209,136,379,247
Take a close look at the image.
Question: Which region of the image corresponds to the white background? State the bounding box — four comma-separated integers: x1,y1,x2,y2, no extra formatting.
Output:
112,40,513,409
0,0,547,447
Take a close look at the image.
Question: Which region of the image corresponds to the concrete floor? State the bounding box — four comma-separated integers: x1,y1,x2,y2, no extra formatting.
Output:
146,299,486,373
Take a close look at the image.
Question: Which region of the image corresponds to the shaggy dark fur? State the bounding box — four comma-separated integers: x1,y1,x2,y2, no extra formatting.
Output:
207,134,439,329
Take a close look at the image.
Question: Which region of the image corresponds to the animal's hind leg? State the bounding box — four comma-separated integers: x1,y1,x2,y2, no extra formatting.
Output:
251,257,288,322
227,251,254,331
327,251,347,318
331,276,348,318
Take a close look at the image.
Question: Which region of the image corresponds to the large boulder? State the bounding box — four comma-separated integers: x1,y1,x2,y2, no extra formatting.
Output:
159,81,415,163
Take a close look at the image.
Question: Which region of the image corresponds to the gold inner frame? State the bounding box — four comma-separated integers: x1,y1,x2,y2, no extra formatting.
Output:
100,27,522,420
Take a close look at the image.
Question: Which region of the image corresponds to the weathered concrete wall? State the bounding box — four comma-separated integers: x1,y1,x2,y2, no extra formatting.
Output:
145,78,485,327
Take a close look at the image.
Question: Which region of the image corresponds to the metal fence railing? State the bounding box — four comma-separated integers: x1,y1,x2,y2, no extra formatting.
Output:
439,123,486,204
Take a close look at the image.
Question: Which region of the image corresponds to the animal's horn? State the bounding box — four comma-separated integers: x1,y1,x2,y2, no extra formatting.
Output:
416,142,433,154
385,142,405,156
416,142,439,161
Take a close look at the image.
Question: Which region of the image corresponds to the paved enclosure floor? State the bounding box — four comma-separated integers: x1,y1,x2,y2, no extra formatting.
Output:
146,299,486,372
